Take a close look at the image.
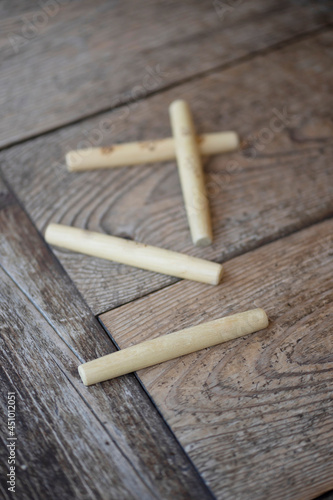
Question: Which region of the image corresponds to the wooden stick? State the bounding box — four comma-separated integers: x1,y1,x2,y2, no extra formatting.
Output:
78,308,269,385
169,100,212,247
66,131,239,171
45,223,223,285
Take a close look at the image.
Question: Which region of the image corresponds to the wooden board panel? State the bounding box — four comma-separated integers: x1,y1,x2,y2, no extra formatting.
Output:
0,177,213,500
0,0,331,147
2,31,333,315
100,219,333,500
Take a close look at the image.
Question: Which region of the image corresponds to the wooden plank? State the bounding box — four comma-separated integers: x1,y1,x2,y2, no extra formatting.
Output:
0,0,331,147
100,219,333,500
0,177,213,500
1,32,333,315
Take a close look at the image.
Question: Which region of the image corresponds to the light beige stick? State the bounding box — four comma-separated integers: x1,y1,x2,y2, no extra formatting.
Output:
169,100,212,247
45,223,223,285
66,131,239,171
78,308,269,385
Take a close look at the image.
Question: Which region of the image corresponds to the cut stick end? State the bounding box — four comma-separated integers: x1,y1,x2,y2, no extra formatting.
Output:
231,132,240,150
66,150,92,171
78,364,89,386
213,264,224,285
256,308,269,329
44,223,57,244
169,99,187,113
65,151,77,171
169,99,190,118
245,308,269,331
194,235,212,247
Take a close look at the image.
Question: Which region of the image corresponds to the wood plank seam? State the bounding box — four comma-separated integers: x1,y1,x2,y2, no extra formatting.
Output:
0,24,331,154
0,299,154,500
0,270,214,499
96,210,333,317
98,219,333,499
0,176,215,499
1,32,332,315
120,361,217,500
104,312,216,486
1,267,87,366
0,261,86,363
48,354,171,499
1,4,332,498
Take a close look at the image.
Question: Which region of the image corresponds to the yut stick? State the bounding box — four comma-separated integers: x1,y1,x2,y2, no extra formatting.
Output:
78,309,269,385
169,100,213,247
45,223,223,285
66,131,239,171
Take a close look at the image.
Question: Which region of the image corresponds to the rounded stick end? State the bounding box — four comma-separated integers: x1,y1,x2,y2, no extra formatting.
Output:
44,223,57,244
169,99,188,113
213,264,224,285
65,151,77,171
231,132,240,150
194,235,212,247
245,308,269,331
78,364,89,386
256,308,269,329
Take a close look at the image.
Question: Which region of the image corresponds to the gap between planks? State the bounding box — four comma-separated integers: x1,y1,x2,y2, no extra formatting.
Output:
96,210,333,318
0,177,215,500
99,218,333,500
0,23,331,155
2,30,332,314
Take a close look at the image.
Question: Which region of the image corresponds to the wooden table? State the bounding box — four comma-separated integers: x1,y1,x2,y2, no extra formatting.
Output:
1,2,333,499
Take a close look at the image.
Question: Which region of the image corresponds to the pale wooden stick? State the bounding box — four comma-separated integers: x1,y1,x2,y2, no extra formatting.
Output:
169,100,212,247
78,308,269,385
66,131,239,171
45,223,223,285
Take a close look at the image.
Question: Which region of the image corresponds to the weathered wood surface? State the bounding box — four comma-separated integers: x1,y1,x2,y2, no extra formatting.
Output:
2,31,333,314
100,219,333,500
0,177,213,500
0,1,331,148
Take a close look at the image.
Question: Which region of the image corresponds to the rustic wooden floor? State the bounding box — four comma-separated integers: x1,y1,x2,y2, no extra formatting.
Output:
1,1,333,499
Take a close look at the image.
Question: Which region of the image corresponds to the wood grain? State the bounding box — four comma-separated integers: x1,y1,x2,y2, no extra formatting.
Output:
0,177,213,500
0,0,331,147
100,219,333,500
2,31,333,315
